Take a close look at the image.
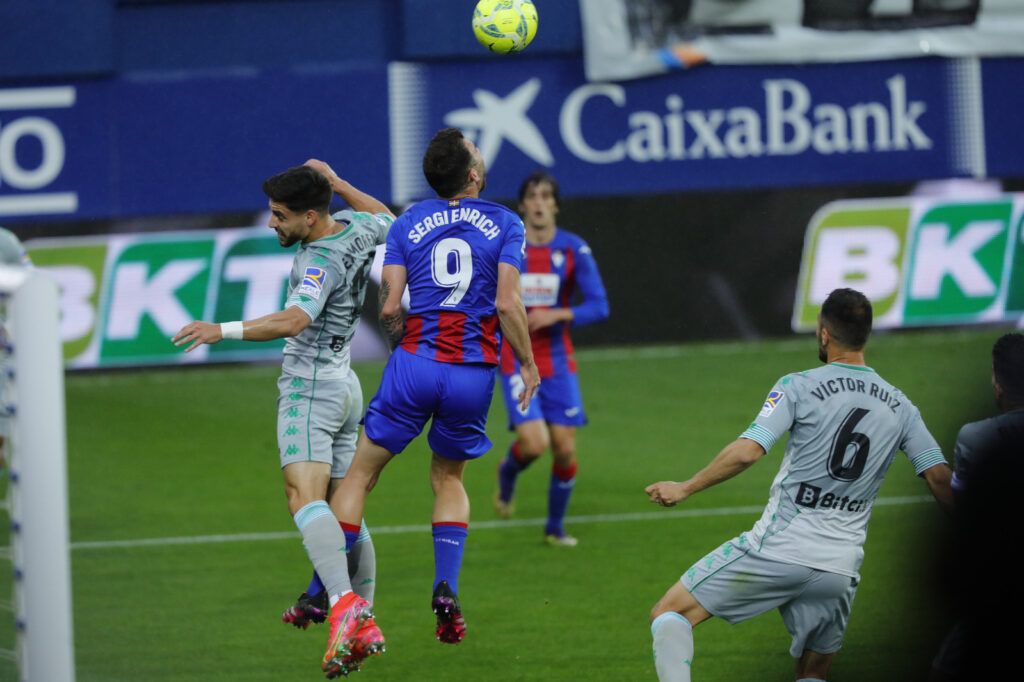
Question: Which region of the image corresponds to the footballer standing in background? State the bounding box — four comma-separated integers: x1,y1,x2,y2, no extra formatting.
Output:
932,332,1024,681
493,171,609,546
172,162,393,679
328,127,539,671
645,288,953,682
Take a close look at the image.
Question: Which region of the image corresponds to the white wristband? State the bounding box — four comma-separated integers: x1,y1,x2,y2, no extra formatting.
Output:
220,321,244,340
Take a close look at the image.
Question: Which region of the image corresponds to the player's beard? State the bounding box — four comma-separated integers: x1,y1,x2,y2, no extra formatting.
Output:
817,332,828,364
277,229,299,248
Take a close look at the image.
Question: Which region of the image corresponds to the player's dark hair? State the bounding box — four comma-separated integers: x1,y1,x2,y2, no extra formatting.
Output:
423,128,473,199
262,166,332,215
518,171,561,208
820,288,872,349
993,332,1024,406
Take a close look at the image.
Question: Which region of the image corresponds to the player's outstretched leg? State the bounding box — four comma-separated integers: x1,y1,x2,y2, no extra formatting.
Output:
545,459,578,547
650,582,712,682
431,453,470,643
495,443,529,518
495,423,546,518
652,612,694,682
321,592,382,678
347,525,376,606
431,522,469,643
282,582,328,629
431,579,467,644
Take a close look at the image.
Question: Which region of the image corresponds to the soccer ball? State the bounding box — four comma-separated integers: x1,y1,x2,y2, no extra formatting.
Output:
472,0,539,54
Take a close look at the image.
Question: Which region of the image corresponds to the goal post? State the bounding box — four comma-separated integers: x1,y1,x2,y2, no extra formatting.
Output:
1,266,74,682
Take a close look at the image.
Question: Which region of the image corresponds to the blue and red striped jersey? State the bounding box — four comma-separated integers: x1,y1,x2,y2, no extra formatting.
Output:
385,197,525,365
500,228,609,378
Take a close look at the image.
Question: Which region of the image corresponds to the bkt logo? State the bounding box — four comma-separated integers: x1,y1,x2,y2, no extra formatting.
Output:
0,86,78,218
442,74,930,168
794,195,1024,331
29,227,297,368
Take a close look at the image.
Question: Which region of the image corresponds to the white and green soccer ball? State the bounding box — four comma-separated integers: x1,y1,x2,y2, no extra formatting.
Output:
472,0,539,54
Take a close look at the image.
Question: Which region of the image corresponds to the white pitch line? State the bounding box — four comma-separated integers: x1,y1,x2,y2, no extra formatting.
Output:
66,330,985,387
22,495,934,553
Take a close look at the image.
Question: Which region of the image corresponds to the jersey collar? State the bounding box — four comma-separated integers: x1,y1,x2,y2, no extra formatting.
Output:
830,361,875,373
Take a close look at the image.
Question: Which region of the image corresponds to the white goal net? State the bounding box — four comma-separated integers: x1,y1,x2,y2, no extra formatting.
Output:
0,266,74,682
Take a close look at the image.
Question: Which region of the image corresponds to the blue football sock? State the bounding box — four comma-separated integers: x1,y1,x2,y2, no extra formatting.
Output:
546,460,577,536
340,522,362,552
305,571,325,595
432,522,469,595
498,442,533,502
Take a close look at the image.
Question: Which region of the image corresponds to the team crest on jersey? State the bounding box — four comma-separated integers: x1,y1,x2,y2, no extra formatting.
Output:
552,249,565,268
759,390,785,417
298,266,326,299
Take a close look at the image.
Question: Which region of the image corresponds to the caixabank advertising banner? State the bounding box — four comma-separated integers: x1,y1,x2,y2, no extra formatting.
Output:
5,56,1024,224
793,194,1024,331
27,227,387,369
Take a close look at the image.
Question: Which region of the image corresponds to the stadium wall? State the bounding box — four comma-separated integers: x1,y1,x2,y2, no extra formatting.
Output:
3,3,1023,365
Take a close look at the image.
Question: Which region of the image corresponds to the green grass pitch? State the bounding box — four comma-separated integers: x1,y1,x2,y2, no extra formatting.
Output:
0,328,1000,680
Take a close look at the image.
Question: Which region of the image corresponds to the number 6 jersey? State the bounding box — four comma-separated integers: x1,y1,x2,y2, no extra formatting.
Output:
736,362,946,579
384,197,525,365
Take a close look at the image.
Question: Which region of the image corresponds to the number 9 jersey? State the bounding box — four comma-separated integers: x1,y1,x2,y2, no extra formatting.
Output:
735,362,946,579
384,197,525,365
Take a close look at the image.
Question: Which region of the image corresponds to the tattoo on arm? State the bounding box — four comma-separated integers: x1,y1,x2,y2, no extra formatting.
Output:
378,279,405,351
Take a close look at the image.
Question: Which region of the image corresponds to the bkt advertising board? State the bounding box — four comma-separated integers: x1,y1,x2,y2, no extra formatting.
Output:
794,194,1024,331
27,227,389,369
3,57,1022,223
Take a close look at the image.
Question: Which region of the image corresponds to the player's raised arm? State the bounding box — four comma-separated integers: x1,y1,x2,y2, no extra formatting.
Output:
172,306,312,352
646,438,766,507
496,262,540,410
304,159,394,219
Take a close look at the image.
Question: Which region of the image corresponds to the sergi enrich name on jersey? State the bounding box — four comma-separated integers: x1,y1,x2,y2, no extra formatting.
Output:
407,207,502,244
808,377,901,414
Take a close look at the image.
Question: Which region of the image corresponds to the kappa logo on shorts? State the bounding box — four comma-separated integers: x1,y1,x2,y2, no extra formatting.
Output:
759,390,785,417
298,266,326,299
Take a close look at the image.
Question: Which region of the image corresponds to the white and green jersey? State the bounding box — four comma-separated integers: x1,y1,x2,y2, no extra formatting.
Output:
281,210,392,380
737,362,946,579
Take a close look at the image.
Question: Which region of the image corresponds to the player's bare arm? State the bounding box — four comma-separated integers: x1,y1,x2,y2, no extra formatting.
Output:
379,264,407,351
646,438,766,507
527,307,573,332
921,462,954,514
304,159,395,218
172,306,311,352
496,262,540,410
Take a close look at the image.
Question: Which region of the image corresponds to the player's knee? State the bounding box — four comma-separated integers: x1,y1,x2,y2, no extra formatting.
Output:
796,650,833,680
429,455,466,490
549,430,576,460
517,435,548,458
551,441,575,464
284,482,323,515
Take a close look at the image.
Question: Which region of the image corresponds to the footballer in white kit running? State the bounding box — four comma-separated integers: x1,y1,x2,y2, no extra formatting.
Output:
645,288,953,682
172,161,394,678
